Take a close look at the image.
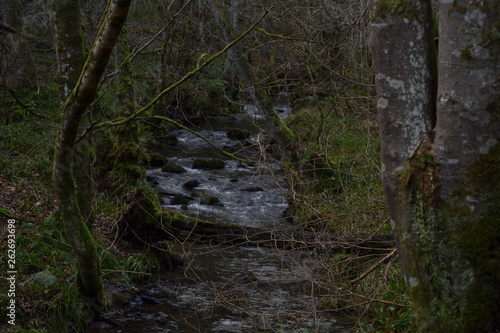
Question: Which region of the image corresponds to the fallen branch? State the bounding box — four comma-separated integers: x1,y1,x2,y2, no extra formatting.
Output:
168,214,395,255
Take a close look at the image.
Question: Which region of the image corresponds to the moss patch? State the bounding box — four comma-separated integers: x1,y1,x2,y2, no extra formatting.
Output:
161,161,186,174
114,188,169,244
400,143,500,331
452,144,500,332
227,128,251,140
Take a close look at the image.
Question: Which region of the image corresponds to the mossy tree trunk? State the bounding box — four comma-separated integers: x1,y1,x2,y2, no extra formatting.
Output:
370,0,499,331
112,23,145,180
53,0,132,313
53,0,95,227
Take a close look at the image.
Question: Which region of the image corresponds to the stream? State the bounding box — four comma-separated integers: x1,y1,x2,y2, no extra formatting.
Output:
89,107,353,332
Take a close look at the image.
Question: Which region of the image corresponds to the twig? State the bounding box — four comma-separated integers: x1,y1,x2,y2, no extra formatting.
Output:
349,248,398,284
85,7,271,136
0,21,17,33
146,115,246,162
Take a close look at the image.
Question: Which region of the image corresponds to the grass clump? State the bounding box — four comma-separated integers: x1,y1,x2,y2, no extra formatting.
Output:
287,104,387,234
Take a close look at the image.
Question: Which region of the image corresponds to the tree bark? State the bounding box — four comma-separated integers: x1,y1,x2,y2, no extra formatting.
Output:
53,0,132,313
370,0,500,331
369,0,435,287
53,0,95,227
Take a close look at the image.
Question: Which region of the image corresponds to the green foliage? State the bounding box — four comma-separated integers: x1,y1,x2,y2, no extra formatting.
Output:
0,216,89,332
29,271,58,286
286,104,386,233
0,85,59,183
122,251,158,283
286,94,414,330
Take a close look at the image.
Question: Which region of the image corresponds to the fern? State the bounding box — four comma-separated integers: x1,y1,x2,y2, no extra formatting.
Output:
30,271,58,286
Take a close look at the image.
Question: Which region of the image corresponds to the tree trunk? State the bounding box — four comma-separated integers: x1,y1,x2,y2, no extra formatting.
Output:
53,0,95,227
115,24,137,143
53,0,132,313
370,0,500,331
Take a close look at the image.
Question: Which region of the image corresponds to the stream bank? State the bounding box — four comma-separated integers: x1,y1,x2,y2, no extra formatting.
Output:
89,108,354,332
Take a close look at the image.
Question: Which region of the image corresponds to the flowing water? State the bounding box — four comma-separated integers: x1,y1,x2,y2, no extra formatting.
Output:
89,107,352,333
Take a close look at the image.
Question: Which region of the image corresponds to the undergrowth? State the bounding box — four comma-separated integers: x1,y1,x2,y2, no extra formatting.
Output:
286,95,416,332
286,100,387,234
0,86,158,332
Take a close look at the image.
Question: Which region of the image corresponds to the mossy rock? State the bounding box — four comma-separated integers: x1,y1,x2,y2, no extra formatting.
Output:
227,128,251,140
192,158,225,170
156,134,178,146
115,142,148,165
148,153,167,168
114,188,167,243
162,161,186,173
200,196,220,206
171,194,189,205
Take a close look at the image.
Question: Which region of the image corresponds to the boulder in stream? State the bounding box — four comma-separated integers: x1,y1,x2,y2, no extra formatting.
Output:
171,194,189,205
241,186,264,192
162,161,186,173
183,179,200,189
227,127,251,140
192,158,225,170
148,152,167,168
200,195,221,206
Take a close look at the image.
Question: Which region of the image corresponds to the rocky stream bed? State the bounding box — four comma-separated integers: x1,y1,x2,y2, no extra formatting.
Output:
88,109,354,332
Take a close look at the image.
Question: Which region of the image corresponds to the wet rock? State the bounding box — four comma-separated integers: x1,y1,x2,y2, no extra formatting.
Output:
147,175,159,185
148,153,168,168
227,127,251,140
241,186,264,192
162,161,186,173
192,158,225,170
140,295,162,305
110,292,130,308
183,179,200,189
200,196,220,206
171,194,189,205
156,134,178,146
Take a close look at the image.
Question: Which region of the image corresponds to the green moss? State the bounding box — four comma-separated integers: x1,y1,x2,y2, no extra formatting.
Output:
227,128,250,140
148,152,167,168
460,47,473,61
396,140,465,330
116,188,170,244
109,142,148,181
398,139,438,205
161,161,186,173
403,144,500,331
451,144,500,332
